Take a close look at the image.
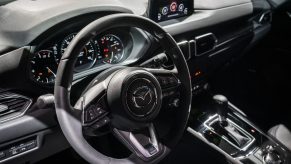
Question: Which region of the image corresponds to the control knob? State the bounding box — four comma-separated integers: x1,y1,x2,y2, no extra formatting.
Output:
263,145,282,164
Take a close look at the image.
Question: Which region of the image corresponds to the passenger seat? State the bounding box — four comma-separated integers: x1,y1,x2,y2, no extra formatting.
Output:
269,124,291,152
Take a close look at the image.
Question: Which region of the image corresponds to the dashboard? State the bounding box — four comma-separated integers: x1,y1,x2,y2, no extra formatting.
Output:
0,0,273,163
27,0,196,86
28,0,196,85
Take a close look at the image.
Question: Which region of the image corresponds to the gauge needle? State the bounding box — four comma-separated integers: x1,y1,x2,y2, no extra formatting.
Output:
110,52,114,63
46,67,56,77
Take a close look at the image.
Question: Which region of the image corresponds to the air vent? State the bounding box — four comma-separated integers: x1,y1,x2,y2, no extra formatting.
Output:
0,90,32,117
195,33,218,56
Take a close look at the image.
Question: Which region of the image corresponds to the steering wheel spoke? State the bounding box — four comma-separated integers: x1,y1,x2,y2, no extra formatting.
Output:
78,93,111,136
145,68,179,87
112,123,165,161
81,94,109,125
145,68,181,99
73,71,115,135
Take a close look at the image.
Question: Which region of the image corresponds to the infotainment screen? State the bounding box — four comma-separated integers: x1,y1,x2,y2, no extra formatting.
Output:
149,0,193,22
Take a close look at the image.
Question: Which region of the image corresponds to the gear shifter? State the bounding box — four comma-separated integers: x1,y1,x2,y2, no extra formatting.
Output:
212,95,251,148
213,95,229,127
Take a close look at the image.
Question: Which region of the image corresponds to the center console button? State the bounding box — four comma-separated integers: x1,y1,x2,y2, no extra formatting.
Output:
263,145,283,164
263,152,282,164
0,151,5,159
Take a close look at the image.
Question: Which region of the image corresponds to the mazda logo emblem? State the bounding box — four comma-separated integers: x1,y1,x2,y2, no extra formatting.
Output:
132,86,153,108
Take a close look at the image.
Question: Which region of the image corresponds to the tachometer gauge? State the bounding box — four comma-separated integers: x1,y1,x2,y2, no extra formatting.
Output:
59,33,99,72
31,49,58,84
100,34,124,64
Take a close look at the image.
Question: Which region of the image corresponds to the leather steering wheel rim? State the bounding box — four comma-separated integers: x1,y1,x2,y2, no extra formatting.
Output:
54,13,192,164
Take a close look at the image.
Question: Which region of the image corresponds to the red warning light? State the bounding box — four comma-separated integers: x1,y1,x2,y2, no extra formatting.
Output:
103,49,109,52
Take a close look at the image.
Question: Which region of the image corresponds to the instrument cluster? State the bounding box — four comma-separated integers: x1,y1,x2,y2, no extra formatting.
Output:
30,32,130,85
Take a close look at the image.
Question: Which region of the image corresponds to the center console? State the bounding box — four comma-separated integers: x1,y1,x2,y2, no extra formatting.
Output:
187,94,291,164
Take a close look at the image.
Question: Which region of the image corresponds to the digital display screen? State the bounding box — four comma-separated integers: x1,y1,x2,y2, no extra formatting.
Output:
149,0,193,22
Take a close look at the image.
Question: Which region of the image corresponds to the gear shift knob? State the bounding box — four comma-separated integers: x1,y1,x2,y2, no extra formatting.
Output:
213,95,229,126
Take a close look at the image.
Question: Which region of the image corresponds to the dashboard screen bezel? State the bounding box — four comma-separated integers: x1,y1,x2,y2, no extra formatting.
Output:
148,0,194,22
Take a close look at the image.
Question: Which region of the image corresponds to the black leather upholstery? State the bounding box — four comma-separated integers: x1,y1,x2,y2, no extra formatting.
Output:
268,124,291,151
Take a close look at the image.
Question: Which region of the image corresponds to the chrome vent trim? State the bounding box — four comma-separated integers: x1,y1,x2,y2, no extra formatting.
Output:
0,89,32,117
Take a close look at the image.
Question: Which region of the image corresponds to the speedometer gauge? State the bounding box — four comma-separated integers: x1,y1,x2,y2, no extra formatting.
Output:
59,33,100,72
100,34,124,64
31,49,58,84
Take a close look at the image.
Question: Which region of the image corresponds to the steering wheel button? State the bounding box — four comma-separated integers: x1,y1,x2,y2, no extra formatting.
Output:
162,79,167,85
85,105,99,123
94,106,106,117
163,91,169,97
169,77,178,86
159,77,169,87
93,117,110,129
169,91,175,96
145,144,158,155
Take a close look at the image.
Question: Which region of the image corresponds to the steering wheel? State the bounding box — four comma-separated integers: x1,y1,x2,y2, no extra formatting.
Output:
54,13,192,164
